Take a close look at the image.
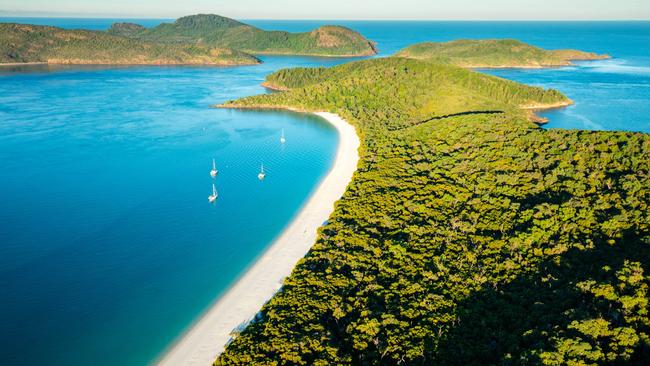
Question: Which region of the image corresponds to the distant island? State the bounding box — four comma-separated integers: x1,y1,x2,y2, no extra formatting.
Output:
0,23,260,66
211,57,649,365
108,14,377,57
0,14,377,66
395,39,609,68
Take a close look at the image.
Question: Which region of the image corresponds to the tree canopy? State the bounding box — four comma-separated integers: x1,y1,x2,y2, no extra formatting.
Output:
216,57,649,365
108,14,377,57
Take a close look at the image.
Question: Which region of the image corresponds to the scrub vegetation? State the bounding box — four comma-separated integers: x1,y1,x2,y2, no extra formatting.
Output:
0,14,376,66
0,23,260,65
395,39,609,68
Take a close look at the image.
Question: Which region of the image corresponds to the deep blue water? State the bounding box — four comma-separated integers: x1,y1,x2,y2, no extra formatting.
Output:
1,18,649,366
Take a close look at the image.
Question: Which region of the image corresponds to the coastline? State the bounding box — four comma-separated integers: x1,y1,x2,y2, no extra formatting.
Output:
521,100,575,110
243,49,377,58
471,63,572,69
261,81,291,92
521,100,575,124
0,60,261,67
157,111,360,366
0,62,48,66
467,56,610,69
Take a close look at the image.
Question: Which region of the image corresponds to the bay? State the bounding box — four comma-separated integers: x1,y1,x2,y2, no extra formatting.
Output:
0,18,648,366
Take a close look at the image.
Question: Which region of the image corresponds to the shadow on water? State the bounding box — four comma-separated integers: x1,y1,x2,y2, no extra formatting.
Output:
434,229,650,366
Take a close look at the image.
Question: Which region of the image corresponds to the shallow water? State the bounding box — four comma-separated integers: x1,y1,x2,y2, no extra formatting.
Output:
0,64,341,366
0,19,648,366
484,58,650,132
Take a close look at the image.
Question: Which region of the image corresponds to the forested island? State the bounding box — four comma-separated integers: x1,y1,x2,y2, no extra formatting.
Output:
0,14,376,66
108,14,377,57
395,39,609,68
0,23,260,65
216,57,649,365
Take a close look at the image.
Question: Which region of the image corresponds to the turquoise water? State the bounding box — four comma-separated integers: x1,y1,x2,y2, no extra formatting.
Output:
249,20,650,132
0,64,342,365
1,19,649,366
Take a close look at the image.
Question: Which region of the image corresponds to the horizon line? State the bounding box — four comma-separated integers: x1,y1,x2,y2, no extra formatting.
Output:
1,14,649,22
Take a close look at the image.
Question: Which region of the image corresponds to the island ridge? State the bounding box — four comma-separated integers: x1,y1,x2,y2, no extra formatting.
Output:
108,14,378,57
395,39,609,68
0,14,377,66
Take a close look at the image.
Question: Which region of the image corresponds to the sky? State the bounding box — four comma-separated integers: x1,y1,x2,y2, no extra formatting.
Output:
0,0,649,20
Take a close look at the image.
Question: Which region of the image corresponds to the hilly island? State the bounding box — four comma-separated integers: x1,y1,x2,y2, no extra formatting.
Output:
3,16,615,68
0,23,260,65
395,39,609,68
0,14,377,66
216,58,649,365
109,14,378,57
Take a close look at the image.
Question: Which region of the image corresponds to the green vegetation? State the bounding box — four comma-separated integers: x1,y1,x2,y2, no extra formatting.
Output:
216,57,650,365
0,14,375,65
395,39,609,68
0,23,260,65
261,58,571,122
107,22,146,38
109,14,377,57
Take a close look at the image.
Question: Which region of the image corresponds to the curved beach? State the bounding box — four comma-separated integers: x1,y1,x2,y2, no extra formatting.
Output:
158,112,360,366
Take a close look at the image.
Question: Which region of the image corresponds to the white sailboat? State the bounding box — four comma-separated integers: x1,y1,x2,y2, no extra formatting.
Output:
210,158,218,178
280,128,286,144
258,163,266,180
208,183,218,203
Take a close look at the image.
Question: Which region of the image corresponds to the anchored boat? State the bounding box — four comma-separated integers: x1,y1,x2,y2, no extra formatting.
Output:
258,163,266,180
208,183,218,203
210,158,218,178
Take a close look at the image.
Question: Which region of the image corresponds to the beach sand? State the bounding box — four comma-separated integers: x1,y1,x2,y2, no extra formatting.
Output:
157,112,360,366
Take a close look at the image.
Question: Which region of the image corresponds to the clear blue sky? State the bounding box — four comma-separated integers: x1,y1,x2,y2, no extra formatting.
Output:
0,0,648,19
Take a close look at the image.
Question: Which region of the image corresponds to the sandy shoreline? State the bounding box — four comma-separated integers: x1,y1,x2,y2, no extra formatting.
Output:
521,100,574,110
157,112,360,366
0,61,259,66
0,62,48,66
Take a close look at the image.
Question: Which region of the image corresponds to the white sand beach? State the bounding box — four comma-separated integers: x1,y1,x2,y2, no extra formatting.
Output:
158,112,360,366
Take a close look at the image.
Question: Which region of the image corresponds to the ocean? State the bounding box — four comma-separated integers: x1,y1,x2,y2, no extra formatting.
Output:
0,18,648,366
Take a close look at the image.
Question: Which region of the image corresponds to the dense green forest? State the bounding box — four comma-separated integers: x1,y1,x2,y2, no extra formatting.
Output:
107,14,377,57
261,58,570,124
395,39,609,68
216,58,650,365
0,23,260,65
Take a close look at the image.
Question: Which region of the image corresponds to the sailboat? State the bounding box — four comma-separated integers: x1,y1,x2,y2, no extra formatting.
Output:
210,158,218,178
258,163,266,180
208,183,218,203
280,128,286,144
